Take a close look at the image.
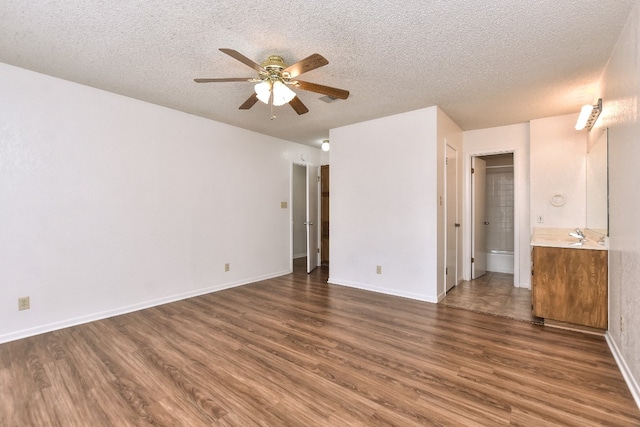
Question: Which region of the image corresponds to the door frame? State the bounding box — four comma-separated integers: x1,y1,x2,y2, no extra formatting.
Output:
463,149,521,286
444,143,458,293
290,162,321,272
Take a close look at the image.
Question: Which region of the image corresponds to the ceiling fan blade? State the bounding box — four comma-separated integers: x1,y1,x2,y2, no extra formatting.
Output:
194,77,254,83
219,48,265,73
289,96,309,115
284,53,329,78
295,80,349,100
239,93,259,110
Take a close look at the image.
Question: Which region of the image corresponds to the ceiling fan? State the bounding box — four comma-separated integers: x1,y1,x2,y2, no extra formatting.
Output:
194,48,349,117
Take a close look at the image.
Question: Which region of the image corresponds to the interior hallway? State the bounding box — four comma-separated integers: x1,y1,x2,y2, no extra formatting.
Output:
441,272,537,323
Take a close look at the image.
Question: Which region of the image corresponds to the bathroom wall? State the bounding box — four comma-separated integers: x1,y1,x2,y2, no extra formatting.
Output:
529,113,586,230
484,155,515,253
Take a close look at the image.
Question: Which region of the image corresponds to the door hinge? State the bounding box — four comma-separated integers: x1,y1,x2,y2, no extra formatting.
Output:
471,167,475,174
445,267,448,275
471,257,475,263
317,248,320,253
317,175,320,182
445,157,448,165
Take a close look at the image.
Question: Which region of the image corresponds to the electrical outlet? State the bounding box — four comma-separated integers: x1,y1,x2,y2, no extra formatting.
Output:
224,263,230,272
18,296,30,311
376,265,382,274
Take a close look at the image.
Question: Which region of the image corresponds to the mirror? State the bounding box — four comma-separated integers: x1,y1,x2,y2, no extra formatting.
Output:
586,128,608,235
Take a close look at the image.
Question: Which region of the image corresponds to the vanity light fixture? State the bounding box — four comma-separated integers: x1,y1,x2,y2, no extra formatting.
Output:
575,98,602,131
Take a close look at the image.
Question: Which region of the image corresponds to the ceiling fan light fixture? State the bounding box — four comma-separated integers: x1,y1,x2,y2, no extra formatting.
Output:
195,49,348,115
254,81,272,104
272,81,296,106
254,81,296,106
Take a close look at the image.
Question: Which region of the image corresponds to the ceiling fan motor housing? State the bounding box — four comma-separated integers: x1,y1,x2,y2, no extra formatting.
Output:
260,55,291,82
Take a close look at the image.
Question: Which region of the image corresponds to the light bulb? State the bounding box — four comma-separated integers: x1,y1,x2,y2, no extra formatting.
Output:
575,104,594,130
321,140,330,151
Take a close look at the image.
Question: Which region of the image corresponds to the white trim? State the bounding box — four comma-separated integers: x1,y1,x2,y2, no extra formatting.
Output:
0,270,290,344
328,278,438,303
606,332,640,410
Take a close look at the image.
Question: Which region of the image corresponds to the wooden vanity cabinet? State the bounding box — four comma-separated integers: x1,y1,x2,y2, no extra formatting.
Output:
531,246,608,329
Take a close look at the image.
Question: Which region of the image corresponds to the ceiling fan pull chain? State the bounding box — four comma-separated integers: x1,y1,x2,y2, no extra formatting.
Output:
269,83,276,120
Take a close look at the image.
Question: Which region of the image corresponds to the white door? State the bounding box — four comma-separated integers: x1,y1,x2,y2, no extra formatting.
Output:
471,157,487,279
445,145,458,292
306,165,319,273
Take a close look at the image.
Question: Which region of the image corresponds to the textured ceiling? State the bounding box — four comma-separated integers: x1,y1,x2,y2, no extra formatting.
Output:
0,0,636,148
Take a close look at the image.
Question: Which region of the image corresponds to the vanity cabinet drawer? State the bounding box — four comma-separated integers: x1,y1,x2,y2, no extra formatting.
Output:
532,246,607,329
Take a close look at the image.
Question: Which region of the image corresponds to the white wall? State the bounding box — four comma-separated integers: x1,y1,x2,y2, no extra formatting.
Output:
328,106,462,302
595,2,640,406
463,123,530,287
0,63,322,343
530,113,586,230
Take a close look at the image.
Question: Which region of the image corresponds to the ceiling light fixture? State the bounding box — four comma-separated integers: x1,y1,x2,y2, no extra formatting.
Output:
254,81,296,106
575,98,602,131
321,140,330,151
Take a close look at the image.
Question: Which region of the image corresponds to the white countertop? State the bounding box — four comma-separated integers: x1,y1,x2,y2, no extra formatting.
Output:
531,227,608,250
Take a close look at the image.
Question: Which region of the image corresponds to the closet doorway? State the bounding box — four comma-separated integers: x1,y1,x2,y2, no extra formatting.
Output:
320,165,329,266
291,164,319,273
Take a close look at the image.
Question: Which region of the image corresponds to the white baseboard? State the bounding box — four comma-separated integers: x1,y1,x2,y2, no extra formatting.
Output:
327,277,437,303
0,269,291,344
606,331,640,410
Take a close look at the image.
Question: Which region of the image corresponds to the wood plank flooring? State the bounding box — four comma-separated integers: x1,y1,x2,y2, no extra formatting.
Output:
441,272,537,323
1,262,639,426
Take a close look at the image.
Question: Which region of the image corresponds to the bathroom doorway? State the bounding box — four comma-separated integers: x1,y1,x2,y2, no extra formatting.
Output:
479,153,515,275
441,152,531,321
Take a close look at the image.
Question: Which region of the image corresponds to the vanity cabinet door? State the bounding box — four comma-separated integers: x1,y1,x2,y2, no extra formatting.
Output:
532,246,608,329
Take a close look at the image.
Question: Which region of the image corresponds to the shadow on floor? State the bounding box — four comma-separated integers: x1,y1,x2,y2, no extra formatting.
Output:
441,272,537,323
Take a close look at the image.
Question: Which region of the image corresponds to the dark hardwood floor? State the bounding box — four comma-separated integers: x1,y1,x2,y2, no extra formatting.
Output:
1,261,638,426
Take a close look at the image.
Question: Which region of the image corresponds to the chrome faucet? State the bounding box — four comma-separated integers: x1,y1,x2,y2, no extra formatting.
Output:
568,228,586,241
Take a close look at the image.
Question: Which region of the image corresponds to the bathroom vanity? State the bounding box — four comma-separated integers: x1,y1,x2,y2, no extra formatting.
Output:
531,228,608,329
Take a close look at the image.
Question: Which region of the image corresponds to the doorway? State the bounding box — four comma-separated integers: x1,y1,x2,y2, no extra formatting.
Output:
476,153,515,276
442,151,532,321
445,144,458,293
291,163,319,273
320,165,330,266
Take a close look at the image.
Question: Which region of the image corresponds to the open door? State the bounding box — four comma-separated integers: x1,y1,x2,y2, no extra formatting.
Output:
306,165,319,273
445,145,458,292
471,156,487,279
320,165,330,265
